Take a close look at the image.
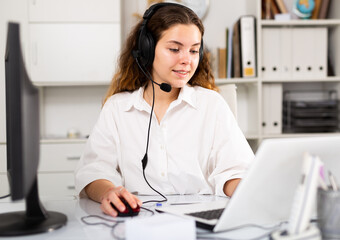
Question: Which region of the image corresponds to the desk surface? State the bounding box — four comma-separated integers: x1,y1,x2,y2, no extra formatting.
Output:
0,195,276,240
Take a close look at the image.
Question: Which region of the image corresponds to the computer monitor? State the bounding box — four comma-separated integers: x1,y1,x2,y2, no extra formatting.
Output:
0,22,67,236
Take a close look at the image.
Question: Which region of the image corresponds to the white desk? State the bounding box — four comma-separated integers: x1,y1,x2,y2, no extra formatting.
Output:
0,195,277,240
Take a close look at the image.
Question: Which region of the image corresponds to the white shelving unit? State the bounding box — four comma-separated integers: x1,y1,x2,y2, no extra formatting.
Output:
215,0,340,150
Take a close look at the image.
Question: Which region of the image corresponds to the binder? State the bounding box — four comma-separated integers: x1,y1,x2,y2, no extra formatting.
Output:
232,20,241,78
227,26,233,78
261,28,281,79
313,28,328,78
262,83,282,135
291,28,327,79
280,27,293,79
239,15,256,78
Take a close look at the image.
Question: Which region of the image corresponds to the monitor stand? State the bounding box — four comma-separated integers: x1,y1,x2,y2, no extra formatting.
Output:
0,178,67,236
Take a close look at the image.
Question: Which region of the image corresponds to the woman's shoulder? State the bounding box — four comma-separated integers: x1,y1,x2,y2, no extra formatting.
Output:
103,90,137,110
105,91,136,104
193,86,225,103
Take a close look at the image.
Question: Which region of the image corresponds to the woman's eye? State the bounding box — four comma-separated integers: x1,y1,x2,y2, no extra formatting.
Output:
169,48,179,52
190,50,199,54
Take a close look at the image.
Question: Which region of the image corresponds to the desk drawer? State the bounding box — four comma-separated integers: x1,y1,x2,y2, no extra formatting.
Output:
0,174,9,197
0,144,6,173
38,173,76,197
39,143,85,172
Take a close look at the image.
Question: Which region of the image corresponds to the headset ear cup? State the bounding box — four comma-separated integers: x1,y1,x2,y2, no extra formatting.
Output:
139,29,155,68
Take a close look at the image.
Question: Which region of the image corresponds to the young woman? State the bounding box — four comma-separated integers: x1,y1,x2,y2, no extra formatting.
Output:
75,3,254,217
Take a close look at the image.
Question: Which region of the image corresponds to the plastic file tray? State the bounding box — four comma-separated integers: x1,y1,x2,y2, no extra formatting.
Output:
283,91,339,133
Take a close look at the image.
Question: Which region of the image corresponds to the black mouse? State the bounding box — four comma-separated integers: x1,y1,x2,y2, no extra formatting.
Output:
110,198,140,217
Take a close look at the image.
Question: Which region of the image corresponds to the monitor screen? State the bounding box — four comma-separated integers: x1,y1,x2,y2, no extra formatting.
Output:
0,22,67,236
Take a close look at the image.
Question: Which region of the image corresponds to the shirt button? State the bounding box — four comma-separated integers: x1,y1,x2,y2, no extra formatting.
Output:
161,172,165,177
160,145,164,150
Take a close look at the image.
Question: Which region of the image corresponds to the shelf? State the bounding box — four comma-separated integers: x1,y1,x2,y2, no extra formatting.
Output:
215,78,258,85
40,138,87,144
261,76,340,83
245,133,260,140
261,19,340,27
262,132,340,139
33,81,110,87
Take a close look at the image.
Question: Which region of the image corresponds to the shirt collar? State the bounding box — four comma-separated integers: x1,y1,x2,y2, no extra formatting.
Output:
122,84,198,112
177,84,197,109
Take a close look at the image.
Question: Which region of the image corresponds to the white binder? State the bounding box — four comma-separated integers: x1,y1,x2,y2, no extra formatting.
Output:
291,28,327,79
313,28,328,78
239,16,256,78
261,28,281,79
262,83,282,135
280,28,293,79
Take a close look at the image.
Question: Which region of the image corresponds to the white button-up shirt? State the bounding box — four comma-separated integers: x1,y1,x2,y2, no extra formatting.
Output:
75,84,254,196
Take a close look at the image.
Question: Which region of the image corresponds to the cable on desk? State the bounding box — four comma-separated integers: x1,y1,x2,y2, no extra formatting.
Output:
81,215,124,228
196,221,287,240
0,193,10,199
80,207,154,240
81,215,125,239
140,206,155,215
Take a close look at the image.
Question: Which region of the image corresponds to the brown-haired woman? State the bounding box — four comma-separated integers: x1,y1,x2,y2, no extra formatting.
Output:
75,3,254,217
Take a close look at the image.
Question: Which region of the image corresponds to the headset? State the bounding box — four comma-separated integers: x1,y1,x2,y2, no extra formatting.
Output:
133,2,204,69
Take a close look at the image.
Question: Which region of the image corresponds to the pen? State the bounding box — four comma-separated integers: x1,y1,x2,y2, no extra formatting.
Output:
318,176,328,191
328,171,339,191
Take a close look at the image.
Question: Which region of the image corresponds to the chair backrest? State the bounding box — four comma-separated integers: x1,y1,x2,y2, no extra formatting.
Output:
218,84,237,119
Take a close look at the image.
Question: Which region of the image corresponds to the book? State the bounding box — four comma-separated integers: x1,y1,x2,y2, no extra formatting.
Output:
318,0,331,19
311,0,322,19
227,26,233,78
218,48,227,78
263,0,272,19
225,28,229,77
270,0,280,17
275,0,288,13
232,20,241,78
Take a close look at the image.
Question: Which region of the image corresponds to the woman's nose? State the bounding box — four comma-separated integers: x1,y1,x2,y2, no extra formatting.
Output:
180,52,191,65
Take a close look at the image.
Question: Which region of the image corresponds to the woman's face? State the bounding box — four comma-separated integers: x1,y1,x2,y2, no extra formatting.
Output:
152,24,202,89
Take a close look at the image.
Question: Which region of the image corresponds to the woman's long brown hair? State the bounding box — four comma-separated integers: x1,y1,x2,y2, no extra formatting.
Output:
103,4,216,105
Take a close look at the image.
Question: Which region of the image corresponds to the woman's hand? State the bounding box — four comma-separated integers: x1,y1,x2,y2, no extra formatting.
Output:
100,186,142,217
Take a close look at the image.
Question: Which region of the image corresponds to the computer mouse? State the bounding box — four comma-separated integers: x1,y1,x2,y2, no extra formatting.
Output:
110,198,140,217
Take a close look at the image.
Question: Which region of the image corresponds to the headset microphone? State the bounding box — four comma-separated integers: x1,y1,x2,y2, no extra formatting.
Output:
157,82,172,93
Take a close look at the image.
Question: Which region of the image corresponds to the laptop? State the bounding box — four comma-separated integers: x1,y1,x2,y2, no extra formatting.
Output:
155,136,340,232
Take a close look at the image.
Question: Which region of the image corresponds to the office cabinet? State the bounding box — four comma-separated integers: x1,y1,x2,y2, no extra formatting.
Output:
0,144,6,173
0,80,5,144
38,143,85,172
29,24,120,84
0,175,9,197
28,0,120,22
0,145,7,197
38,173,76,197
27,0,121,196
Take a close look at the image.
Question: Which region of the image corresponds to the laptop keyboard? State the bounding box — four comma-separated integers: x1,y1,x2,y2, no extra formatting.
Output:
186,208,224,220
